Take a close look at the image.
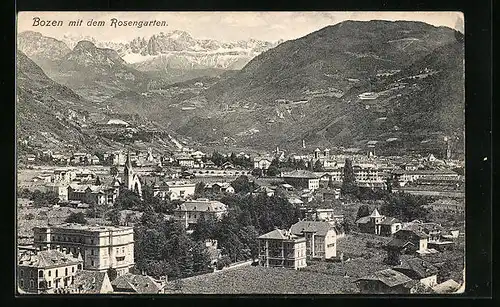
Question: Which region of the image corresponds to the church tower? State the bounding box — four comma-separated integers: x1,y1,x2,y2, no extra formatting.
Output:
123,151,143,198
124,151,134,191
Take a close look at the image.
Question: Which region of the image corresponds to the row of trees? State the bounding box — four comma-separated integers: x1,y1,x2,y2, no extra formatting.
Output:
210,151,253,169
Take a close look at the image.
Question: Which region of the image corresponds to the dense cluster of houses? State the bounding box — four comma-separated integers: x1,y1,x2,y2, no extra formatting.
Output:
18,144,464,295
18,223,168,294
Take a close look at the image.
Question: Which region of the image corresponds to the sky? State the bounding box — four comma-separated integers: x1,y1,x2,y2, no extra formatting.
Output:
17,11,464,43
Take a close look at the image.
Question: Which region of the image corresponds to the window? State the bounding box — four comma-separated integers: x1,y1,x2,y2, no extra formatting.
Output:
38,271,43,277
30,271,34,278
48,281,51,287
77,264,82,270
48,270,51,277
91,260,95,266
55,270,58,277
65,268,68,276
20,270,24,277
30,280,34,288
72,267,75,273
20,280,24,288
91,249,94,255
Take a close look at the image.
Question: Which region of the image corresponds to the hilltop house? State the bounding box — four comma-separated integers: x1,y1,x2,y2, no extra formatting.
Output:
290,221,337,260
258,228,307,270
355,209,402,236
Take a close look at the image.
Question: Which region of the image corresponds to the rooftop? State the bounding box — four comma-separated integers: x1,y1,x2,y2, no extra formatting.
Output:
282,170,319,179
70,270,109,294
258,229,304,241
176,199,227,212
111,273,162,294
35,223,133,233
290,221,335,237
355,269,413,287
393,257,439,278
18,249,82,268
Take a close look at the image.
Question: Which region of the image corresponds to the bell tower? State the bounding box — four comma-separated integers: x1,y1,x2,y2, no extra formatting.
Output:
124,151,134,190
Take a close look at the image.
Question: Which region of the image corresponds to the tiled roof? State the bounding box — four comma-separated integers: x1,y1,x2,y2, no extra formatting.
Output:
282,170,319,179
70,270,109,294
432,279,460,293
290,221,334,237
355,269,413,287
111,274,162,294
385,238,415,250
393,257,439,279
379,217,401,225
177,199,227,212
18,250,81,268
355,216,371,224
258,229,302,241
370,208,382,218
395,229,429,239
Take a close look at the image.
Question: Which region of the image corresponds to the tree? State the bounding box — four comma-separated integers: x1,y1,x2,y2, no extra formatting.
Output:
251,168,263,177
356,204,371,220
65,212,88,224
266,165,280,177
114,188,142,210
327,176,335,189
231,175,252,194
194,182,206,198
313,159,324,172
191,215,217,242
341,158,359,197
380,192,430,222
110,166,119,177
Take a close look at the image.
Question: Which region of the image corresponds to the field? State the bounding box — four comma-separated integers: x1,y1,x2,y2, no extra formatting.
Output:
163,266,359,294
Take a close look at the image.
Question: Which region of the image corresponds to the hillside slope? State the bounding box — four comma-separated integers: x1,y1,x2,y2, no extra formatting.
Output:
169,21,464,156
16,51,107,152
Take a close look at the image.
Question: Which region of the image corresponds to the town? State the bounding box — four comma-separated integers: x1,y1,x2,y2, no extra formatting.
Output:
17,141,465,294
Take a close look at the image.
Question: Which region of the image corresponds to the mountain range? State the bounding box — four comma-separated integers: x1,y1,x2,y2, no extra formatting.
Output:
16,21,465,156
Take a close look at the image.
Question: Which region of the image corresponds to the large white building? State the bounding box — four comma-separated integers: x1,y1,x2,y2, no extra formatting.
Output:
33,224,135,276
153,181,196,201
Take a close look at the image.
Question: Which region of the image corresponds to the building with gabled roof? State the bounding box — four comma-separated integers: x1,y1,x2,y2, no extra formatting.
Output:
173,199,227,229
33,223,135,276
282,170,320,191
69,270,114,294
290,221,337,260
393,229,429,253
354,268,418,294
356,209,402,236
392,257,439,288
17,248,83,294
111,273,163,294
258,228,307,269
